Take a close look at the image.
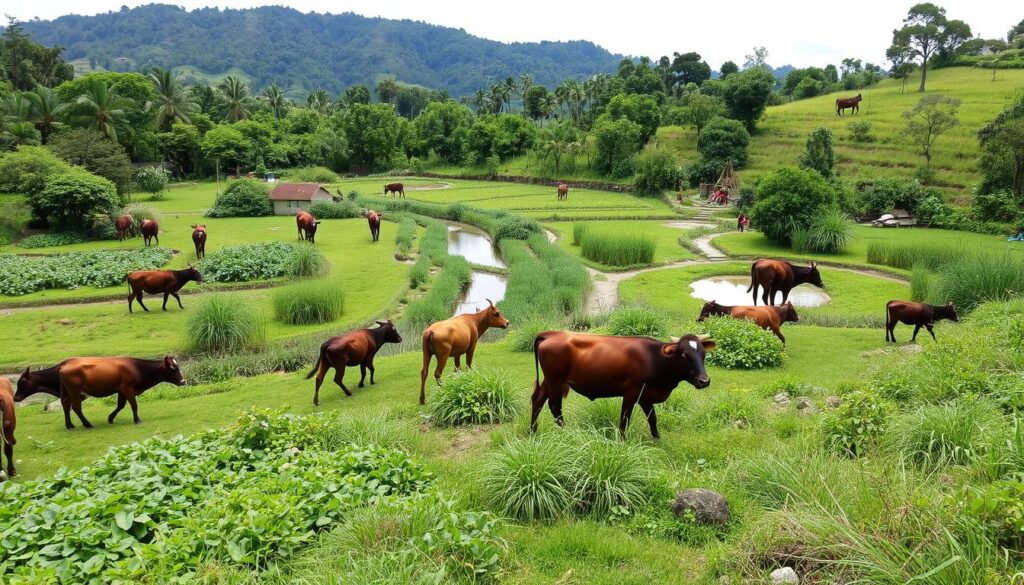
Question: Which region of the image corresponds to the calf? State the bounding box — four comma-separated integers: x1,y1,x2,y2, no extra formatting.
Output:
698,300,799,345
0,378,16,479
296,211,319,243
127,266,203,313
419,301,509,404
532,331,714,439
384,182,405,198
747,259,824,306
367,210,381,242
885,300,959,343
557,183,569,201
115,214,133,241
191,224,207,259
57,356,186,429
306,320,403,405
140,219,159,247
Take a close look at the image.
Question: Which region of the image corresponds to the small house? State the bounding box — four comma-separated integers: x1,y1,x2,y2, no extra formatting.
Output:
269,183,332,215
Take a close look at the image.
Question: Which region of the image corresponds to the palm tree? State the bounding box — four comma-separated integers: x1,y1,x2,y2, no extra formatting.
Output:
487,85,504,115
262,84,288,119
23,86,65,144
74,78,130,141
535,120,581,171
519,74,534,98
540,93,558,125
502,76,517,112
1,121,41,147
0,93,32,123
472,89,487,115
376,77,399,105
306,89,333,115
147,68,198,131
217,75,252,122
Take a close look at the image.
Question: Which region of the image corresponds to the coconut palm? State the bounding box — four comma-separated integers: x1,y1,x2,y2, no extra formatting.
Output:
502,76,517,112
74,78,130,141
23,86,65,144
147,68,198,131
487,85,504,115
376,77,399,105
472,89,487,115
262,84,288,119
306,89,333,115
217,75,253,122
520,74,534,98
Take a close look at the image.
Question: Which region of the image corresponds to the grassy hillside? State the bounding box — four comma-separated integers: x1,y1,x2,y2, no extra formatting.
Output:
659,67,1024,204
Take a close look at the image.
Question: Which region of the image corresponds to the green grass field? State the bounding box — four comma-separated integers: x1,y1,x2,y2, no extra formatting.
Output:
544,220,698,269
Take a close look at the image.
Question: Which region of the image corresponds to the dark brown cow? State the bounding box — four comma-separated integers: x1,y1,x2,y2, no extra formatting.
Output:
140,219,159,247
0,378,16,479
419,301,509,404
835,93,863,116
557,183,569,201
306,320,403,405
191,224,207,259
885,300,959,343
747,259,825,306
57,356,186,429
531,332,715,439
296,211,319,243
384,182,405,198
15,364,61,402
698,300,799,345
115,214,133,241
127,266,203,313
367,210,381,242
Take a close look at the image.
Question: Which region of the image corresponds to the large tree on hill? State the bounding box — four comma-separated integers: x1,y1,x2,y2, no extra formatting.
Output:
342,84,370,107
376,77,399,105
0,18,73,90
1008,18,1024,43
670,52,712,87
217,76,253,122
722,67,775,132
147,68,198,131
719,61,739,79
888,3,972,93
978,95,1024,198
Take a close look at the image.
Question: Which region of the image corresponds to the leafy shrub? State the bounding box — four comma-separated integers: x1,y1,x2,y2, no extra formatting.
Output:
853,178,927,217
821,389,889,456
28,166,121,230
493,214,542,242
696,117,750,167
273,280,344,325
883,399,1007,468
697,315,783,369
606,305,668,337
801,207,854,253
686,157,724,188
961,480,1024,550
15,232,86,248
289,166,338,183
206,180,272,217
0,145,70,195
134,166,169,198
798,126,835,178
428,369,521,426
198,242,326,282
307,199,361,219
580,231,655,266
185,295,265,353
572,222,590,246
972,189,1020,223
0,248,172,295
633,145,681,196
750,166,835,244
848,120,874,142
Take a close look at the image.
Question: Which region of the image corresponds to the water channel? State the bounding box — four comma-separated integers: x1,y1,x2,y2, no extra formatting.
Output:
443,222,508,316
689,275,831,307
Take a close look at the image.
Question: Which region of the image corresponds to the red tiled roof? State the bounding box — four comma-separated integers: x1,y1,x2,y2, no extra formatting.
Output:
269,183,331,201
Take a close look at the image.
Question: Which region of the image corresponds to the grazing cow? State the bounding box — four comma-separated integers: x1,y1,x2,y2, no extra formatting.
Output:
747,259,825,306
15,364,61,403
127,266,203,313
531,331,715,439
419,300,509,404
57,356,186,429
0,378,16,479
306,320,403,405
384,182,405,198
557,183,569,201
367,210,381,242
836,93,863,116
140,219,159,247
885,300,959,343
296,211,319,243
115,214,133,241
697,300,799,345
191,224,207,259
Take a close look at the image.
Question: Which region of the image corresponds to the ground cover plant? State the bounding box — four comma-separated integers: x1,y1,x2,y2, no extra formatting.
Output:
198,242,326,282
698,316,785,369
0,248,172,295
428,369,520,426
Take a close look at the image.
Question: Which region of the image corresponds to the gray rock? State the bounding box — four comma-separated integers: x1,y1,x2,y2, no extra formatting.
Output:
770,567,799,585
57,319,74,326
672,488,730,527
795,397,812,411
44,400,63,413
825,395,842,408
733,419,749,430
773,392,791,404
16,392,51,406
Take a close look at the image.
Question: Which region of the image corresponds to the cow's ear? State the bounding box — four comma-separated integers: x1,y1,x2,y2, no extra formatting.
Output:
23,366,30,375
697,334,716,351
661,343,678,358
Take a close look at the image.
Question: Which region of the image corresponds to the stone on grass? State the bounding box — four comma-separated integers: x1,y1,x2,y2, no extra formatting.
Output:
770,566,799,585
825,395,841,408
672,488,730,527
773,392,791,404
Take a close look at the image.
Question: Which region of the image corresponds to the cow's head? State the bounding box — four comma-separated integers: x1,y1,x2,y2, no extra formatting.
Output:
697,301,719,322
782,301,800,323
483,299,509,329
185,264,204,283
805,262,825,288
664,334,715,389
163,356,186,386
938,302,960,322
15,367,58,401
375,320,403,344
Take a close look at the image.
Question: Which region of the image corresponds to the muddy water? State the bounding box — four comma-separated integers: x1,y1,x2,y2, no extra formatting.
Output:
446,223,505,269
689,275,830,307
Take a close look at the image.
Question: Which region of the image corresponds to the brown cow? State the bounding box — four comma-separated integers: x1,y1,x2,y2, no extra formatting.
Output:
115,214,134,241
836,93,863,116
885,300,959,343
57,356,186,429
0,378,16,479
140,219,159,247
419,300,509,404
191,224,207,259
296,211,319,243
531,331,714,439
698,300,799,345
15,364,61,402
747,259,825,306
384,182,405,198
557,183,568,201
306,320,403,405
367,210,381,242
127,266,203,313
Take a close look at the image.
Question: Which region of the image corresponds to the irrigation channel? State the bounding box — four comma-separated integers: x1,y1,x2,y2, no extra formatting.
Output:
442,222,508,316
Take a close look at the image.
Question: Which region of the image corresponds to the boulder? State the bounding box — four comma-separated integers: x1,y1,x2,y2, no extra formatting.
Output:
795,397,813,411
770,567,799,585
825,395,842,408
773,392,791,404
672,488,730,527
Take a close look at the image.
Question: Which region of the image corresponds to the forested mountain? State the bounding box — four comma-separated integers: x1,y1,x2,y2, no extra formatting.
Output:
20,4,624,96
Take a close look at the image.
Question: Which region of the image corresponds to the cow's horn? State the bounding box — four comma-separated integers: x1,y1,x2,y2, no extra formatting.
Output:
485,298,493,306
696,334,709,341
670,336,680,342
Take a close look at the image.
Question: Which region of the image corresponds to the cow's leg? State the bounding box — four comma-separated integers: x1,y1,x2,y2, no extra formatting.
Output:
162,292,170,311
638,397,659,440
72,400,93,428
333,366,352,396
419,352,432,405
367,359,376,385
465,341,476,369
61,397,74,430
3,439,13,477
774,327,786,347
885,322,894,343
126,392,141,424
618,393,640,440
751,282,759,306
453,355,462,372
136,294,149,312
172,292,183,309
358,364,367,388
128,290,135,313
782,289,791,304
313,362,329,406
547,386,565,427
108,395,126,423
926,323,936,341
911,323,922,342
529,380,549,434
433,348,451,386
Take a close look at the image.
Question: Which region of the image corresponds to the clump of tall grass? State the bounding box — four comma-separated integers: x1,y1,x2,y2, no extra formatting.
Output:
403,256,472,329
417,221,449,263
866,240,967,271
123,202,160,231
498,235,590,325
883,399,1008,468
925,251,1024,312
481,438,574,522
580,232,655,266
572,222,590,245
394,215,417,259
428,369,521,426
803,208,854,254
606,305,668,337
185,295,266,353
273,280,344,325
288,243,328,277
507,317,560,352
407,255,430,289
910,262,932,302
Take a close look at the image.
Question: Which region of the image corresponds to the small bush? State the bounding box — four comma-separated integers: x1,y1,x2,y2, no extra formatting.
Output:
289,166,338,183
134,166,169,198
961,480,1024,550
206,180,272,217
848,120,874,143
493,215,542,242
273,281,344,325
802,207,854,254
580,232,655,266
29,166,121,231
481,438,574,522
428,369,521,426
750,166,836,245
185,295,265,353
821,389,889,457
16,232,86,248
698,316,783,369
307,200,361,219
198,242,326,282
633,145,681,196
883,399,1007,468
606,305,668,337
289,243,329,277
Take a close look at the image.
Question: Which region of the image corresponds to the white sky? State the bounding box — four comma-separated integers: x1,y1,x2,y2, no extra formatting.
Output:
9,1,1016,69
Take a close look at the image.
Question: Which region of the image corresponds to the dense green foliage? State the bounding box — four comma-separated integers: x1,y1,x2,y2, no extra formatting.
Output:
24,164,121,230
185,295,265,353
47,128,132,190
306,199,361,219
197,242,326,282
605,305,668,337
750,166,836,244
14,232,85,248
499,235,589,325
287,166,338,183
428,369,521,426
0,247,171,295
822,389,889,456
133,165,169,197
696,116,750,167
273,280,345,325
722,67,776,131
697,315,784,369
792,208,855,254
206,179,272,217
798,126,836,177
580,231,655,266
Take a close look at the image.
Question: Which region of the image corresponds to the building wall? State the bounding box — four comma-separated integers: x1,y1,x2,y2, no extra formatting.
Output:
273,200,311,215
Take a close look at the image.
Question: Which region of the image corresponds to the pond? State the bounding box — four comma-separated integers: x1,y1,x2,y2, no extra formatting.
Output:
446,223,505,269
689,275,831,307
455,271,508,316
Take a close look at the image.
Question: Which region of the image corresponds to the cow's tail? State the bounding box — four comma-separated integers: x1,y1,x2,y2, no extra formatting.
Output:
305,342,328,379
533,333,544,395
746,263,756,293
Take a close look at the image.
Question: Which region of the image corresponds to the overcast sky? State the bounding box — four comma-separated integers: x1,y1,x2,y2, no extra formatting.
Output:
9,1,1016,68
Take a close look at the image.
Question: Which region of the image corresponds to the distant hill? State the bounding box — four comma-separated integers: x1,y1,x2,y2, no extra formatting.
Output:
20,4,625,97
